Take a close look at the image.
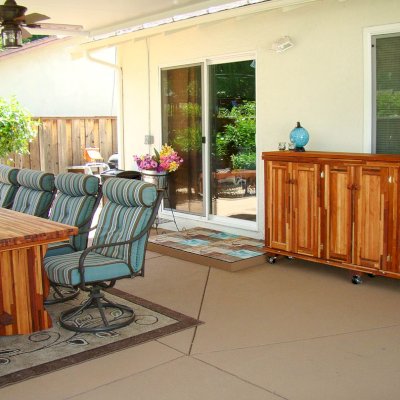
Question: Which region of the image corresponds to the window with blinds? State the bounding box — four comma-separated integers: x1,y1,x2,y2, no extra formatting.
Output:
374,34,400,154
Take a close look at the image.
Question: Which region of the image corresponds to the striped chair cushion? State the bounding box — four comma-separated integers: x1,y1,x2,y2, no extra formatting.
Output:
92,179,157,271
55,173,99,196
50,193,96,225
92,203,153,272
0,183,18,208
16,169,55,192
49,194,96,251
12,169,55,216
44,251,131,286
47,173,100,255
46,241,75,257
103,177,156,207
12,188,54,216
0,165,19,208
0,165,19,185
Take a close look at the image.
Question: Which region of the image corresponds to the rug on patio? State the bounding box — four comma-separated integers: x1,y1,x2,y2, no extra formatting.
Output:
0,288,200,388
148,228,267,272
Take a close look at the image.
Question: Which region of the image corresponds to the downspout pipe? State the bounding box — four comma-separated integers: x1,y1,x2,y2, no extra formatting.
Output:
85,49,125,169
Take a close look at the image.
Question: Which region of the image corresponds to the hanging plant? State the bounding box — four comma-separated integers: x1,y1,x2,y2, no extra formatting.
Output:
0,97,39,160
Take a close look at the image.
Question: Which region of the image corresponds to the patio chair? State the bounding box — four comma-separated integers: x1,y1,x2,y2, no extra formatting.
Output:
12,169,55,217
44,178,163,333
83,147,109,175
0,164,19,208
45,173,102,304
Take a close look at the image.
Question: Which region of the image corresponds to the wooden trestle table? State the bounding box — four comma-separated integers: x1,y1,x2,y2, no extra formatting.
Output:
0,208,77,336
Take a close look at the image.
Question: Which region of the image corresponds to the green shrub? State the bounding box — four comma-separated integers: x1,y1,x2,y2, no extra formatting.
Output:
0,97,39,159
377,91,400,117
172,126,202,152
216,101,256,159
231,152,256,170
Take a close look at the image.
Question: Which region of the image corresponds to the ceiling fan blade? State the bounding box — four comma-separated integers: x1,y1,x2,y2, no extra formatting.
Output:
35,23,84,32
19,12,50,24
25,23,88,37
21,26,31,39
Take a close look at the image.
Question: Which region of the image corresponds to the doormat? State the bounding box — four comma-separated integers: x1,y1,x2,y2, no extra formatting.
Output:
0,288,201,388
148,228,267,272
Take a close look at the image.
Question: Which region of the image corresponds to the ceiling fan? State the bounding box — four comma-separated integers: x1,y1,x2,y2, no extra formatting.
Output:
0,0,85,49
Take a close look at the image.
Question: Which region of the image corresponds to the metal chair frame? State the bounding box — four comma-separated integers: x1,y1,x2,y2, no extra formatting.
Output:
58,189,163,333
45,186,103,305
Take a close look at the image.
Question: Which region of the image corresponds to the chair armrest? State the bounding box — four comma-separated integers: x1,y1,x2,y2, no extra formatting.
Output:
76,224,98,235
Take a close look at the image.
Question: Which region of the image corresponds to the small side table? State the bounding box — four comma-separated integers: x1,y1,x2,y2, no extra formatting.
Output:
67,166,92,174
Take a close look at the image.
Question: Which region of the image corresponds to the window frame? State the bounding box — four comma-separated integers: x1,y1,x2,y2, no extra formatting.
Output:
364,23,400,153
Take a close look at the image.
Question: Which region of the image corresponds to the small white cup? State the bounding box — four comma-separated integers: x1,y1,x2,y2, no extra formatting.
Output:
278,142,286,151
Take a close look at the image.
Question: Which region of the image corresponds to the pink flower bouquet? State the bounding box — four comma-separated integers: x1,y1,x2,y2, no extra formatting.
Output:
134,144,183,173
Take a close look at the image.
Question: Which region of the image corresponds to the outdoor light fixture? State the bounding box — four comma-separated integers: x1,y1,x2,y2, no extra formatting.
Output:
1,22,22,48
271,36,294,53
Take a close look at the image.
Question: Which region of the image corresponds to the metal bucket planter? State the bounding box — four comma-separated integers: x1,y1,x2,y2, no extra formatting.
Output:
140,170,168,190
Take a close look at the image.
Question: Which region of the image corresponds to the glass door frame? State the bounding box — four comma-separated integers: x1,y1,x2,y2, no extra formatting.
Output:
159,52,258,231
160,62,205,217
204,53,257,229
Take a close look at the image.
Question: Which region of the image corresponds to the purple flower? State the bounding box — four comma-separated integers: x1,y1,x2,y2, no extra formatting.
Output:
133,145,184,172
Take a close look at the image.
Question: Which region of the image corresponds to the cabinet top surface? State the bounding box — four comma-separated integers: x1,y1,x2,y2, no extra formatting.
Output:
262,151,400,163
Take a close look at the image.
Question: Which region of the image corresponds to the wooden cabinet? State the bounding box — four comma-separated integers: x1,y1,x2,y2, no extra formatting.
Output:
266,161,320,257
262,151,400,280
324,164,390,270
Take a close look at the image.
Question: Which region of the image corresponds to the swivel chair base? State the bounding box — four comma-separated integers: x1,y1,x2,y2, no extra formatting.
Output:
45,284,80,305
59,286,135,333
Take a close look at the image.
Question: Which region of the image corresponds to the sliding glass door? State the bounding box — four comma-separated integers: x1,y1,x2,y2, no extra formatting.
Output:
161,57,256,225
209,60,256,221
161,65,203,215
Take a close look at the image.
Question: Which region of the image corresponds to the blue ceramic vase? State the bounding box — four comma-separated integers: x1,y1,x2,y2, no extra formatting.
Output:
289,122,309,152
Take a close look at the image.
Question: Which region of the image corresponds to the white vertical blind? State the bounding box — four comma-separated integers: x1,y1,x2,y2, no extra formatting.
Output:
375,34,400,154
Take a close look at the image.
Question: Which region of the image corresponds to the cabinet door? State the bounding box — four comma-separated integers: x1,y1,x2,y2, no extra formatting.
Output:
354,166,389,270
385,168,399,274
292,163,320,257
325,164,353,263
266,161,291,251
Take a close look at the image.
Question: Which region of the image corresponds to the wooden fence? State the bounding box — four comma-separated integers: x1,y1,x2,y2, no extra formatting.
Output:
5,117,118,174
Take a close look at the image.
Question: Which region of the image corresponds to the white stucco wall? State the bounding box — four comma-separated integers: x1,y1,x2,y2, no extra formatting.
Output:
0,37,117,117
117,0,400,236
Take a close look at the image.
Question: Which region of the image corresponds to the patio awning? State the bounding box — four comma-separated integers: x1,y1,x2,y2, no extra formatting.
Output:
72,0,319,54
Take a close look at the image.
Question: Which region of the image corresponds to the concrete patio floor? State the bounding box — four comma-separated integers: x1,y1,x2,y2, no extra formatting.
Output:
2,251,400,399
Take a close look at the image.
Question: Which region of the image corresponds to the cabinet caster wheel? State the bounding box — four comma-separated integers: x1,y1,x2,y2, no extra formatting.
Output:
367,273,375,278
268,256,277,264
286,256,294,260
352,275,362,285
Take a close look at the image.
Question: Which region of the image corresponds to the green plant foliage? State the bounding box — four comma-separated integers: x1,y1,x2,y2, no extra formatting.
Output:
377,91,400,117
231,152,256,170
178,102,201,118
211,61,256,100
0,97,39,159
216,101,256,159
172,126,202,152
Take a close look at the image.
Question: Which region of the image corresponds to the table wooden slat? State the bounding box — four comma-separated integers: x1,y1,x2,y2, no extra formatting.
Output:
0,208,78,335
0,208,77,250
